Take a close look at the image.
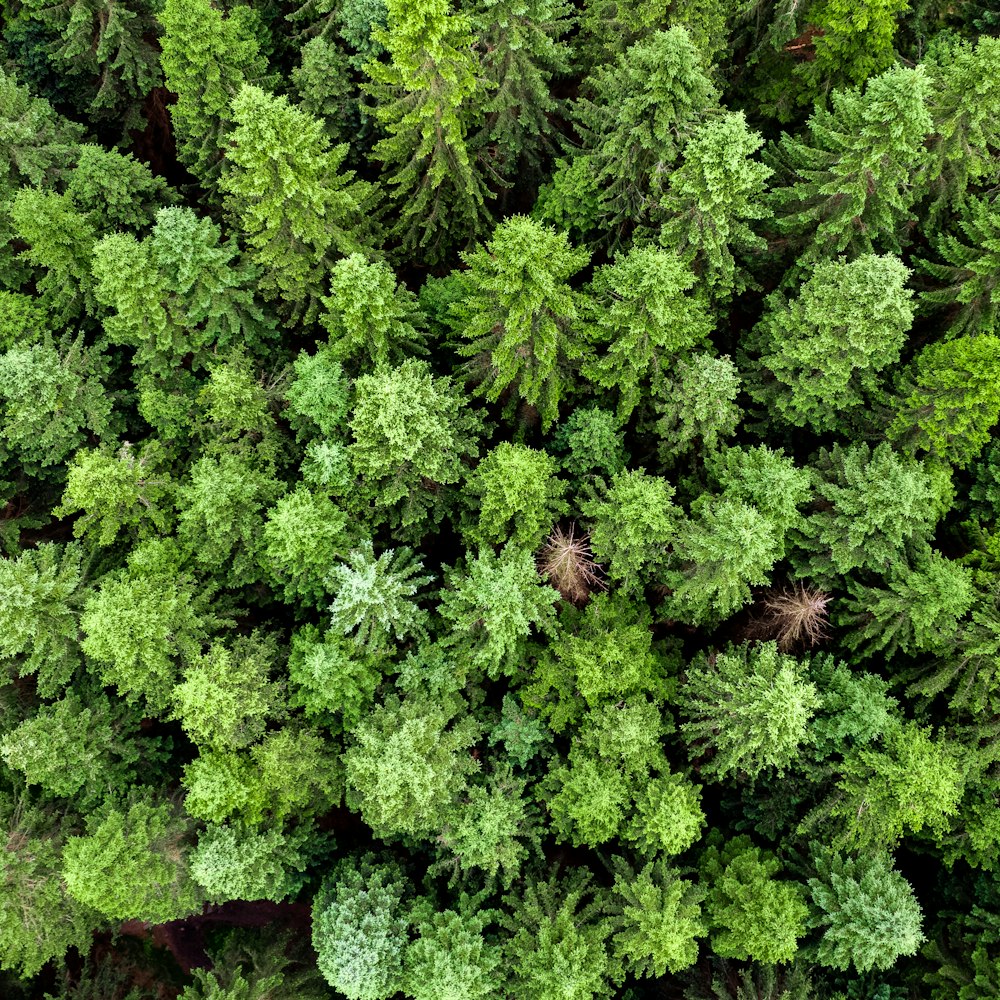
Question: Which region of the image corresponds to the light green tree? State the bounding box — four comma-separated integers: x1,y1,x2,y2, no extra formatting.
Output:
679,642,820,781
660,111,772,300
582,246,713,421
456,215,590,429
748,254,913,432
807,848,924,973
221,85,376,324
403,907,502,1000
364,0,493,261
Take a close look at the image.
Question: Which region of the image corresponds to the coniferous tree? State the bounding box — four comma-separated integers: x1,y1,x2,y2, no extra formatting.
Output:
364,0,494,261
769,65,932,268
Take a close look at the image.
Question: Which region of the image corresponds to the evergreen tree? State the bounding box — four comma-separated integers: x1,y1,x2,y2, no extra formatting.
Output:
364,0,494,261
455,216,590,429
221,85,377,324
581,246,713,421
678,642,820,781
747,254,913,432
158,0,265,187
403,907,502,1000
567,26,719,244
660,111,773,301
472,0,573,172
769,65,932,267
807,848,924,973
920,199,1000,338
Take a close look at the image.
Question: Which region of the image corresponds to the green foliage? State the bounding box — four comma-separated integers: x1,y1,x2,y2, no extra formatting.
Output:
171,634,283,751
80,539,230,711
0,691,139,807
321,253,428,367
455,215,590,429
439,545,560,678
62,797,202,923
807,848,924,973
770,65,932,267
0,334,113,468
582,246,713,420
570,26,720,243
343,695,480,837
579,469,678,591
312,855,409,1000
701,836,809,964
327,541,433,646
0,794,104,977
748,254,913,432
0,542,86,697
364,0,492,261
403,907,502,1000
465,442,567,549
608,857,706,977
221,85,376,323
349,359,482,532
92,207,269,376
660,111,772,300
158,0,265,185
888,335,1000,468
679,642,820,780
56,442,174,546
502,870,618,1000
796,443,952,581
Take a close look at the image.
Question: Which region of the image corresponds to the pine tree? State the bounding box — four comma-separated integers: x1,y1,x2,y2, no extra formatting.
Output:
888,335,1000,468
747,254,913,432
807,848,924,973
769,65,932,268
679,642,820,781
92,207,268,376
221,85,377,324
364,0,494,261
471,0,573,173
569,26,719,244
660,112,773,301
922,35,1000,224
158,0,266,187
581,246,713,421
919,198,1000,337
455,215,590,429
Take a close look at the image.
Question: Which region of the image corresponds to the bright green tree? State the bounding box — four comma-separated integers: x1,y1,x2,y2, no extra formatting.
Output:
660,111,772,300
62,797,202,924
320,253,428,368
700,836,809,965
158,0,265,186
608,857,706,978
807,848,924,973
0,542,86,697
364,0,493,261
748,254,913,432
403,907,502,1000
455,215,590,429
221,85,376,323
55,442,175,546
679,642,820,781
581,246,713,421
343,695,480,838
438,545,560,678
349,359,483,533
464,442,567,550
92,207,268,376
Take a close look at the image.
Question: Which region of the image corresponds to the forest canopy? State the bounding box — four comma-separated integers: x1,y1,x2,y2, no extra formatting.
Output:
1,0,1000,998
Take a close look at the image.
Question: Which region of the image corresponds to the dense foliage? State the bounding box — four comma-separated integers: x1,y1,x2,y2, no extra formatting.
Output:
0,1,999,998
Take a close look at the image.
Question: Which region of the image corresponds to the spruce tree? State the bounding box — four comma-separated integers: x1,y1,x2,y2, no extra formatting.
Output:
364,0,494,261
